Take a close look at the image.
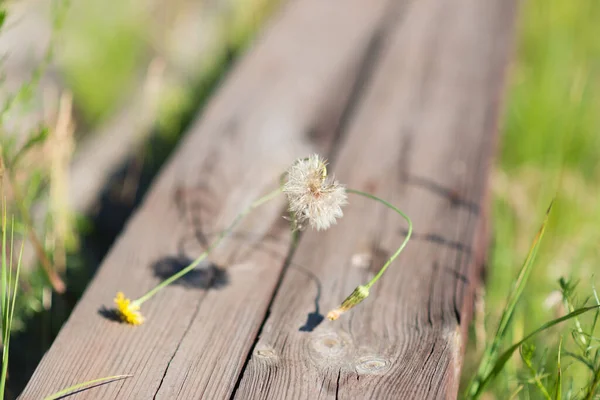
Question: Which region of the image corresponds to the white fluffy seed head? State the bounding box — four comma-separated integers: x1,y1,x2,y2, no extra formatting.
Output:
282,154,348,231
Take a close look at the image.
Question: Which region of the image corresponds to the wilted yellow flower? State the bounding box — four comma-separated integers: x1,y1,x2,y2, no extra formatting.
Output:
282,154,347,231
326,285,370,320
114,292,144,325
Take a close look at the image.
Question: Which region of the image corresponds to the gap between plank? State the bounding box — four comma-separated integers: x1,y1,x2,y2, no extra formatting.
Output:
153,293,208,398
325,0,410,167
335,369,341,400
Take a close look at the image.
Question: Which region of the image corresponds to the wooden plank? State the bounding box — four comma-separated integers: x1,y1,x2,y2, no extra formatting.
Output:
21,0,396,398
234,0,516,399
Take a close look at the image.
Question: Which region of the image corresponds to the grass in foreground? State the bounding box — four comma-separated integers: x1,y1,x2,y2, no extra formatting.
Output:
465,202,600,399
1,193,131,400
462,0,600,398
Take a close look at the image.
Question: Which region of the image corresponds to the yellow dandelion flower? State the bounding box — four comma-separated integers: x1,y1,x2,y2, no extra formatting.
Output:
114,292,144,325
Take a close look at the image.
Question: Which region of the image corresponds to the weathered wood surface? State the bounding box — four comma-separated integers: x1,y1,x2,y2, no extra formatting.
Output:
21,0,517,398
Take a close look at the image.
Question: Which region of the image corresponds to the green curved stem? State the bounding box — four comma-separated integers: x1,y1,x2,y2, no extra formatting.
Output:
327,189,412,320
346,189,413,289
134,187,282,305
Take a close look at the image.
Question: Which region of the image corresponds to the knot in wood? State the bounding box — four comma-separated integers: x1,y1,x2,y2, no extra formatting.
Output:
354,356,391,375
309,332,348,358
254,346,279,362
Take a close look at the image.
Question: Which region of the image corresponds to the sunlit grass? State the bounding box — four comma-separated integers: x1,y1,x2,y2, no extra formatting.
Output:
462,0,600,398
464,201,600,398
1,195,131,399
1,201,24,400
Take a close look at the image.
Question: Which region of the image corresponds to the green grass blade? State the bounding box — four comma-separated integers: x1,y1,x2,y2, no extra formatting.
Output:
508,385,524,400
42,375,132,400
5,216,13,339
475,305,600,397
0,205,26,399
555,336,562,400
9,240,23,326
563,351,595,372
466,201,554,398
0,198,8,400
1,198,7,336
6,241,24,359
10,127,49,168
590,284,600,346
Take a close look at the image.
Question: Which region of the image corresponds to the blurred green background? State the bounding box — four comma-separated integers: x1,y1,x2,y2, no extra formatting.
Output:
462,0,600,398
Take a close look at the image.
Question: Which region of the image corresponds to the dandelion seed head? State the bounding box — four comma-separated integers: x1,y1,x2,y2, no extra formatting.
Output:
282,154,347,231
114,292,144,325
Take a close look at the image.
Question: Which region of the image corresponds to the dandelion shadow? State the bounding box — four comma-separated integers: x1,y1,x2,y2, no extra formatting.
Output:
97,306,122,323
293,265,324,332
162,227,288,292
96,257,229,324
152,255,229,290
213,227,325,332
197,227,325,332
217,228,326,332
298,310,324,333
406,174,480,214
128,193,326,331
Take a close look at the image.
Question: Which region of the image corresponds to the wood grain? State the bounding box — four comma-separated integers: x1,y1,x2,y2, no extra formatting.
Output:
21,0,397,398
234,0,516,399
